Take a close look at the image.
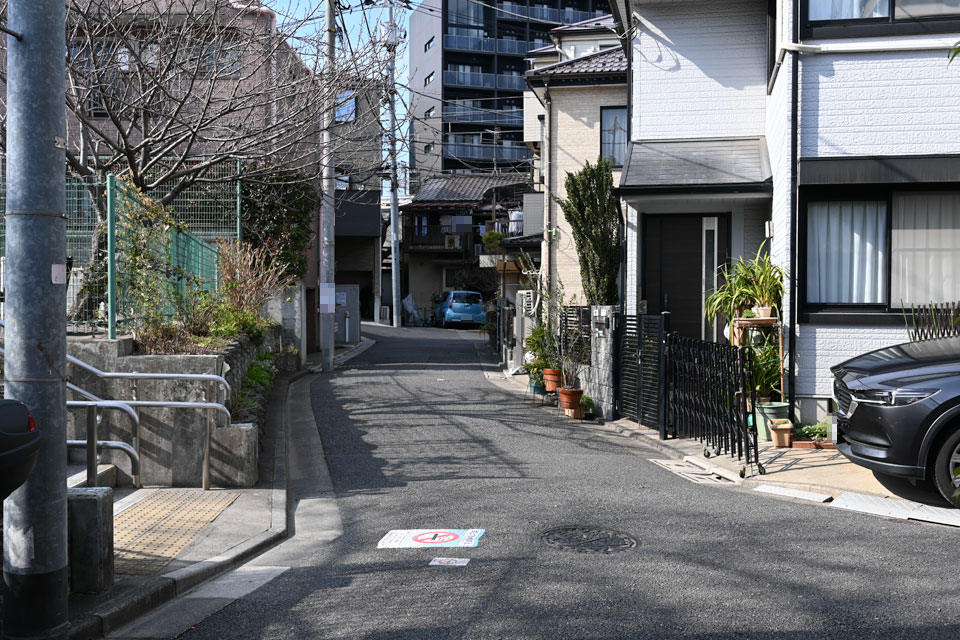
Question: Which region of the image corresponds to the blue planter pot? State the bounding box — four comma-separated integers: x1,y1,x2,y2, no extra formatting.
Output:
530,380,546,395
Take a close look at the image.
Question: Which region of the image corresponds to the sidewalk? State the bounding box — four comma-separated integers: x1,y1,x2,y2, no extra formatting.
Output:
493,364,945,507
63,369,302,639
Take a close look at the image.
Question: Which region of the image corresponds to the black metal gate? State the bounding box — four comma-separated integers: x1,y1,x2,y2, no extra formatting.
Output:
665,335,760,471
616,312,668,435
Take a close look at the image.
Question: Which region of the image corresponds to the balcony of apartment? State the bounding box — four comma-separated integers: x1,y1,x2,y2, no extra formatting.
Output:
406,224,476,253
496,39,531,55
498,3,601,24
443,70,496,89
443,34,495,53
497,74,527,91
443,143,532,162
443,106,524,126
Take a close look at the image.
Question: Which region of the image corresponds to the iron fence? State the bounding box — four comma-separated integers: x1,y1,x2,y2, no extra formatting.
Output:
665,335,760,469
561,305,591,366
906,302,960,341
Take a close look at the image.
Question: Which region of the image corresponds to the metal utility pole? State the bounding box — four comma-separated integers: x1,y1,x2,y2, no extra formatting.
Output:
2,0,69,638
320,0,336,371
386,4,401,328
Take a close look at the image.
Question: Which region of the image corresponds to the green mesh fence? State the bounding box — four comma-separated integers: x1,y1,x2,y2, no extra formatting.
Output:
0,157,239,335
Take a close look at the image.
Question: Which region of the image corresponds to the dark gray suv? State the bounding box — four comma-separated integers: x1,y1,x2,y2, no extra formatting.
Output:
833,336,960,506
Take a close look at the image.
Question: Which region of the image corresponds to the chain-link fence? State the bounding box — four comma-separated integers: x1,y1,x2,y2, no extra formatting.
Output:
0,158,239,335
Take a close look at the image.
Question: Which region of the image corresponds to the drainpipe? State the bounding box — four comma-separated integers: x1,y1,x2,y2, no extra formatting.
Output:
788,0,800,424
544,81,553,299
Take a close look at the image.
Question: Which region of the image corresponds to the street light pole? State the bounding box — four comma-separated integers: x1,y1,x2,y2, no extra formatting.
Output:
320,0,336,371
386,4,401,328
2,0,69,638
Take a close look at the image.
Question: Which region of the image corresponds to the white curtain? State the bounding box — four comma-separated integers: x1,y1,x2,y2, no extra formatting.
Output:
601,108,627,167
892,192,960,305
807,201,887,304
809,0,890,20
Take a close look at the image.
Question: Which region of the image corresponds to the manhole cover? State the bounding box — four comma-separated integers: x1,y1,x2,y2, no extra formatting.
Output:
540,527,638,554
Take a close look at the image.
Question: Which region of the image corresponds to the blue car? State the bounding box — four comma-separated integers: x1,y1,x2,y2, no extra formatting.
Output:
435,290,486,328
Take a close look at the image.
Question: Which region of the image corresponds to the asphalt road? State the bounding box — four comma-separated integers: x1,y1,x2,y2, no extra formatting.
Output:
183,325,960,639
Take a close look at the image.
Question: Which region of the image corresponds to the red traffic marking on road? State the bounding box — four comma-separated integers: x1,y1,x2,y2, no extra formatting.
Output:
412,531,460,544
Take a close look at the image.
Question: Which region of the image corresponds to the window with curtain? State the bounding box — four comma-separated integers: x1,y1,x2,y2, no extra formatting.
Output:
808,0,890,20
892,192,960,305
806,200,887,304
601,107,627,168
896,0,960,17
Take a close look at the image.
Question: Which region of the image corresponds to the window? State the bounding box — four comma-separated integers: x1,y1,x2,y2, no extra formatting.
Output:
335,169,350,190
448,0,484,25
803,189,960,317
803,0,960,37
424,36,435,52
424,106,436,118
335,90,356,123
600,107,627,167
424,71,434,86
414,215,430,237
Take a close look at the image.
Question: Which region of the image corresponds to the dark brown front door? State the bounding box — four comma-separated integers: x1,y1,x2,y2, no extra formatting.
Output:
643,214,730,340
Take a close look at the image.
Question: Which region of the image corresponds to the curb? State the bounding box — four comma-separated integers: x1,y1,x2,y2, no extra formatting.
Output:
67,368,308,639
332,337,376,368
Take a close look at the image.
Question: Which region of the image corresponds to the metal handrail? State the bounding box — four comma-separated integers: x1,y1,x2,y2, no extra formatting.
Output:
66,400,142,488
68,404,141,488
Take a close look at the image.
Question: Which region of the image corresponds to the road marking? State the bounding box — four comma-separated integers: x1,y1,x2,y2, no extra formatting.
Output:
754,484,833,503
378,529,485,548
430,558,470,566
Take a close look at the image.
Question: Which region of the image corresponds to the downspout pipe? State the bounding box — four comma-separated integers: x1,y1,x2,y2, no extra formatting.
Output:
788,0,800,424
544,81,553,299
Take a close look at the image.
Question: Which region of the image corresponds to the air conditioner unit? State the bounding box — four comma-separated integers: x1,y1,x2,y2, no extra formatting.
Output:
443,234,462,249
518,289,537,317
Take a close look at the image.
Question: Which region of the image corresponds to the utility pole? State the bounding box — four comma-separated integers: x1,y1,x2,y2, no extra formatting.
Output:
2,0,69,638
386,4,402,329
320,0,336,371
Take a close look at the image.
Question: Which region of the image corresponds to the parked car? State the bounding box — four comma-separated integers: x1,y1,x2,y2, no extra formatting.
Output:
0,399,41,501
833,336,960,507
434,290,486,328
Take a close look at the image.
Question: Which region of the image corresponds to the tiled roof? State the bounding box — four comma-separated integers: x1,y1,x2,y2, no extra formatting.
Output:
551,14,616,33
527,46,627,78
619,138,773,193
408,175,530,206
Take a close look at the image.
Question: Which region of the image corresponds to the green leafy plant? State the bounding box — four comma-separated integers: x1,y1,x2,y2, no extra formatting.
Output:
579,394,595,412
794,422,829,442
241,166,318,278
552,158,622,306
245,361,275,392
524,324,558,368
705,244,786,325
752,340,783,400
482,231,504,254
209,304,271,345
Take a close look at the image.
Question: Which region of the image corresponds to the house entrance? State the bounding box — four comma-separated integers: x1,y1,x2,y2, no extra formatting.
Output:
642,214,730,340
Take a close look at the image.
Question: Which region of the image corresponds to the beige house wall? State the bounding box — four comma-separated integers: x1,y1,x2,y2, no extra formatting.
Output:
545,84,627,305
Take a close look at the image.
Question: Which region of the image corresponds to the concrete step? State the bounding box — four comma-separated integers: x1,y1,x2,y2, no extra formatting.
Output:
67,463,118,489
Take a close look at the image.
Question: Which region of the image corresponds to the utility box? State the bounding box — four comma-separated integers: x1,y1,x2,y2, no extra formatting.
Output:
335,284,361,344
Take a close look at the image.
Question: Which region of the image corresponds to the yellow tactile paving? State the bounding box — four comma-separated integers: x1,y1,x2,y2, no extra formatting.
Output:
114,489,239,575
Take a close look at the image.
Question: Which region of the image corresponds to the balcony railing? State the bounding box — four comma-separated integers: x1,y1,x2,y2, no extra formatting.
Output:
407,225,475,249
497,39,530,55
443,107,523,126
497,3,528,18
443,70,496,88
529,5,597,23
443,34,495,53
497,74,526,90
443,143,532,162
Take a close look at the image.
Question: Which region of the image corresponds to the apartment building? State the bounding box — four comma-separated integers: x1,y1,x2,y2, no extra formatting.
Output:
407,0,610,191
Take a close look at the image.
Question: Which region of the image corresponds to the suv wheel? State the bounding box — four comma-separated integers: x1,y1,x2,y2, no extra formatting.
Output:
933,428,960,508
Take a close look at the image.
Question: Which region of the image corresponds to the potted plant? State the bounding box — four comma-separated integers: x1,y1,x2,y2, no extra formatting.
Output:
743,249,785,318
576,394,595,420
752,340,787,441
555,317,588,415
792,421,836,449
769,418,793,448
525,355,548,395
705,244,787,328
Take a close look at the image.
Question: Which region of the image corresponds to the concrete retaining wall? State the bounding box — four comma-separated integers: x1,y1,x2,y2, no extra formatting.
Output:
66,325,283,488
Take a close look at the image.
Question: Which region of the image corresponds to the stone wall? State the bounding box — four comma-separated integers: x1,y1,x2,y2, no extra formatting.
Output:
66,325,282,488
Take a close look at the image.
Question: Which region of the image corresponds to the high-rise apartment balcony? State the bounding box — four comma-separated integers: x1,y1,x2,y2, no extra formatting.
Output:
497,2,528,18
497,74,526,90
443,143,532,162
528,5,598,23
443,107,524,126
443,34,495,53
443,70,496,89
496,39,531,55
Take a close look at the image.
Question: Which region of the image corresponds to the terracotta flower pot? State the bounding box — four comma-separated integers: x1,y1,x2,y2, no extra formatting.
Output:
769,418,793,448
754,306,773,318
557,387,584,410
792,440,836,450
543,369,562,392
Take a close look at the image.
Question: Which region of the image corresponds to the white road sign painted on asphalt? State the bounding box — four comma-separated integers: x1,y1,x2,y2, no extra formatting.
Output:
377,529,485,548
429,558,470,566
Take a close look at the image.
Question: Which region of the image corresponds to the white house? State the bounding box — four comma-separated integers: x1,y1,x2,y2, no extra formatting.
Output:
608,0,960,424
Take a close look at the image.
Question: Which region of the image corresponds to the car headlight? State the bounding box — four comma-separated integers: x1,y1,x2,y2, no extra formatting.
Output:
851,388,938,406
